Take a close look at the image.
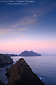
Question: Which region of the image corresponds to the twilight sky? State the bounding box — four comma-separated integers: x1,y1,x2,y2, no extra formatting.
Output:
0,0,56,55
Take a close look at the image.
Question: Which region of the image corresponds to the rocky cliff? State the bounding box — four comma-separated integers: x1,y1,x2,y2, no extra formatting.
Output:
19,51,41,56
0,54,13,66
6,58,44,85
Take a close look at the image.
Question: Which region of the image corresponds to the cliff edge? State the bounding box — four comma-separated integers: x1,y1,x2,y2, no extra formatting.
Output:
6,58,44,85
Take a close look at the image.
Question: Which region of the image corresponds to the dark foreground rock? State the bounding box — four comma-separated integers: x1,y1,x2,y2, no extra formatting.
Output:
0,80,5,85
0,80,3,84
0,54,13,66
6,58,44,85
19,51,41,56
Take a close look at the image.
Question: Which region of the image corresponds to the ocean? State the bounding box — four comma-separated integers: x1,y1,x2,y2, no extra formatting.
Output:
0,55,56,85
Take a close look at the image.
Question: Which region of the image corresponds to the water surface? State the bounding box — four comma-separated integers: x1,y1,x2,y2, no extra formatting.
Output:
0,55,56,85
12,55,56,85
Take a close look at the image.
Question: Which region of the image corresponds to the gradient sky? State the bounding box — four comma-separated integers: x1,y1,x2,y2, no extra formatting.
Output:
0,0,56,55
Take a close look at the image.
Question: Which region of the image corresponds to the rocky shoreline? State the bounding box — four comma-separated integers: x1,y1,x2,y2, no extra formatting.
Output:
0,55,44,85
6,58,44,85
0,54,13,66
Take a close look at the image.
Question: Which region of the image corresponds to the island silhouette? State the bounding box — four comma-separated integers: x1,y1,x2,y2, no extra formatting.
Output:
19,51,41,56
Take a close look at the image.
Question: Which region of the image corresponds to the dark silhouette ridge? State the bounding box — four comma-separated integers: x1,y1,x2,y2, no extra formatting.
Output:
19,51,41,56
0,54,13,66
5,54,17,56
6,58,44,85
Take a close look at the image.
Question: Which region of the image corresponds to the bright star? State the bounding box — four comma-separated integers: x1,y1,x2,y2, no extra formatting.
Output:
33,15,36,17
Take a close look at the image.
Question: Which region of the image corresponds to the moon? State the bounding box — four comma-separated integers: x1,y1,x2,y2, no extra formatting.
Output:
33,15,36,17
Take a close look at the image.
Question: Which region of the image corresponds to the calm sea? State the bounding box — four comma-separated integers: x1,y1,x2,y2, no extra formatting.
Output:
0,55,56,85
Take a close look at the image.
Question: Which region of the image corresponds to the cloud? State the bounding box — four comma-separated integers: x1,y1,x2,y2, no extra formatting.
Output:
19,16,35,25
10,16,36,29
19,28,27,31
0,15,36,36
0,16,36,31
0,27,28,35
0,29,13,35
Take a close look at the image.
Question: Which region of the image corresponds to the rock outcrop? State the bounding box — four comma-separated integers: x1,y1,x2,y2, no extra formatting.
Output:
6,58,44,85
0,80,4,84
0,54,13,66
19,51,41,56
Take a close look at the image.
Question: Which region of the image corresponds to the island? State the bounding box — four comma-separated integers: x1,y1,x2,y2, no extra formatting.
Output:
6,58,44,85
19,51,41,56
0,54,13,66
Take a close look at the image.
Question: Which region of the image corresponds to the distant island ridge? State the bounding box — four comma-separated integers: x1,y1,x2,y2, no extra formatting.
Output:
4,54,17,56
19,51,41,56
0,51,41,57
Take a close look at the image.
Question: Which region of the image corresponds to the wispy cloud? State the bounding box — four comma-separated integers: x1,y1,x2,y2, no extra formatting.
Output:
0,27,28,35
10,16,36,29
19,16,35,25
0,16,36,31
19,28,27,31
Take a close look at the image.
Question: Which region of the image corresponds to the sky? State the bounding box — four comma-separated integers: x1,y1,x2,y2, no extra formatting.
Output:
0,0,56,55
